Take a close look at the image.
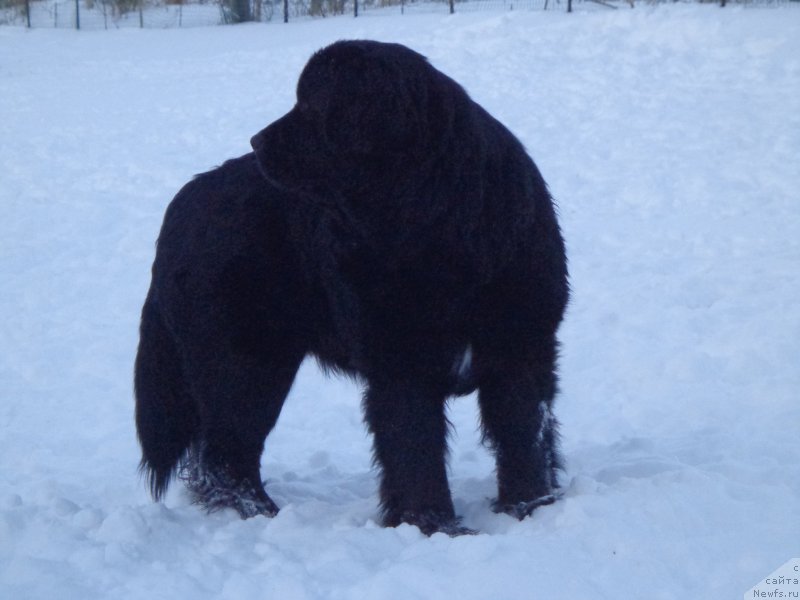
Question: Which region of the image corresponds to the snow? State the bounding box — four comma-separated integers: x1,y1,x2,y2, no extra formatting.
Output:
1,5,799,599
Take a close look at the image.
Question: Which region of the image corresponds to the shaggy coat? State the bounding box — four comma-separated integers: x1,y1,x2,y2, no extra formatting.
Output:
135,40,568,536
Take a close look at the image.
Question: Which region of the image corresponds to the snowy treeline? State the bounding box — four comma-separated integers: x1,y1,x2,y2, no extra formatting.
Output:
3,0,795,28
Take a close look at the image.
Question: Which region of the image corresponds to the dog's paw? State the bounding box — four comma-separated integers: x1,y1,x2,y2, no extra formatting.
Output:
491,492,561,520
179,452,278,519
393,510,477,537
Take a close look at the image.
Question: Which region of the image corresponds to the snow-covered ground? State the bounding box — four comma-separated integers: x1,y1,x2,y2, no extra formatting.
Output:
1,6,799,599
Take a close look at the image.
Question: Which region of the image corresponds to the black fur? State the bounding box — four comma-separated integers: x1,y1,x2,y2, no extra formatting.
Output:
135,40,569,536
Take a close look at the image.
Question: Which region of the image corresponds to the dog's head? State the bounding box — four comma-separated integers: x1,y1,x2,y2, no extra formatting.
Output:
251,40,462,199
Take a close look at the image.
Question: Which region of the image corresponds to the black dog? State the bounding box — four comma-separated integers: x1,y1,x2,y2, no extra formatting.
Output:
135,40,568,536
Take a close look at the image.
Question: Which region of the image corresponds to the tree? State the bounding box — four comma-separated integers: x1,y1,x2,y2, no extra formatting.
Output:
224,0,252,22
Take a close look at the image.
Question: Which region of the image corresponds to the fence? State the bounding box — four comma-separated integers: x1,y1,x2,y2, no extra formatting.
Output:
1,0,796,28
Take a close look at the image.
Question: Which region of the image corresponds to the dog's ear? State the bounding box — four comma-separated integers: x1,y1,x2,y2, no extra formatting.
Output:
349,52,461,159
337,97,418,156
320,64,426,157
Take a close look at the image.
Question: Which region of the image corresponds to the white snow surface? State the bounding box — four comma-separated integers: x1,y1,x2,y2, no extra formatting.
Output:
1,6,799,599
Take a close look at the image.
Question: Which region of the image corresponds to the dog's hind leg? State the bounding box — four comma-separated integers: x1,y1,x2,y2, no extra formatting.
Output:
181,346,304,519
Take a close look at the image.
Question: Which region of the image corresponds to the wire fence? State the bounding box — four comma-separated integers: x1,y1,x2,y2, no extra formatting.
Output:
1,0,797,28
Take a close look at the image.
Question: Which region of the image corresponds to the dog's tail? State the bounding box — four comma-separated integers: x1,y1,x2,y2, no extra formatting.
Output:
134,294,197,501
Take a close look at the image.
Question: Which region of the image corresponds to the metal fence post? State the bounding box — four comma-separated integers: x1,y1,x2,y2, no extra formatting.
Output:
283,0,288,22
354,0,358,16
449,0,454,13
75,0,80,29
25,0,31,27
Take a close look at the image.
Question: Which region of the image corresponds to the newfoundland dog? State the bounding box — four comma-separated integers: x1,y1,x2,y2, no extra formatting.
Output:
135,40,568,536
